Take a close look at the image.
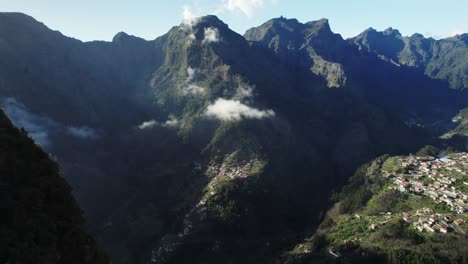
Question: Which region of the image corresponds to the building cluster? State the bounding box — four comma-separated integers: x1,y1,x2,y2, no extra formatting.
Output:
384,153,468,214
206,161,253,179
403,208,465,234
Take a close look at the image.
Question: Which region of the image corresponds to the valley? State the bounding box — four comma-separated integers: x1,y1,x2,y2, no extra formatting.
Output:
0,11,467,264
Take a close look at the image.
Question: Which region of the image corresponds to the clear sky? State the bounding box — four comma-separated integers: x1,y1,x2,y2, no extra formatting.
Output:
1,0,467,42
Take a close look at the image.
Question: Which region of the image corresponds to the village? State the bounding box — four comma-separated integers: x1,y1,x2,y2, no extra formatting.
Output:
382,152,468,234
206,161,253,179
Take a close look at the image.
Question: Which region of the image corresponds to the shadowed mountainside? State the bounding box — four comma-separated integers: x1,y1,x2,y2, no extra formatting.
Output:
0,109,109,264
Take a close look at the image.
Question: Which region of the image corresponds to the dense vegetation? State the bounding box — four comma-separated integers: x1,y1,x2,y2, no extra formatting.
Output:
0,110,108,263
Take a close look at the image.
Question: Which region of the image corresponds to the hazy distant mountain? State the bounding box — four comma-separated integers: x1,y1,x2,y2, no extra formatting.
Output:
0,109,108,264
0,13,466,264
349,27,468,90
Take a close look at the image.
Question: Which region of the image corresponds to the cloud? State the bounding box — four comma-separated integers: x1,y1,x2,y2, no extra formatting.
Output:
182,67,206,95
205,98,275,121
448,30,465,37
182,5,199,27
66,126,98,139
163,115,179,128
185,84,205,95
222,0,265,17
424,32,444,39
138,120,158,129
0,97,99,146
187,67,196,82
237,85,254,98
203,27,220,43
424,28,466,39
1,97,54,146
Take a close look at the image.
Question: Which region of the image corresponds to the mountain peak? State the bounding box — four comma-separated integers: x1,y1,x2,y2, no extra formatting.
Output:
189,15,229,31
112,31,130,42
383,27,402,37
306,18,331,32
455,33,468,43
410,33,425,39
0,12,49,32
112,31,146,44
0,12,37,23
307,18,329,26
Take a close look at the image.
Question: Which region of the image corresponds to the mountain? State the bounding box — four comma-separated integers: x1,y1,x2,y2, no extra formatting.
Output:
244,17,468,133
0,109,108,263
0,13,467,263
245,17,349,88
349,28,468,91
287,150,468,263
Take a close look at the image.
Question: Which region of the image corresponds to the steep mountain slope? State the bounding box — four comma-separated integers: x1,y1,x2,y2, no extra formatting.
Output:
0,13,466,264
349,28,468,90
0,109,108,263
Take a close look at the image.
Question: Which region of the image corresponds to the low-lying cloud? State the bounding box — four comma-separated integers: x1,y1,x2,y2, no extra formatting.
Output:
138,120,158,129
67,126,98,139
237,85,254,98
163,115,179,128
203,27,220,43
183,67,205,95
0,97,99,147
138,115,180,129
1,97,54,146
205,98,275,121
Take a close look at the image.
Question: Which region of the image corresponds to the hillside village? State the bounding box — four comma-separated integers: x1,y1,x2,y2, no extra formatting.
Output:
151,159,263,262
380,152,468,234
294,152,468,261
206,162,254,179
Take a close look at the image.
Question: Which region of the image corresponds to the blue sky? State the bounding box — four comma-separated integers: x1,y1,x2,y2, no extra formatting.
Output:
1,0,467,41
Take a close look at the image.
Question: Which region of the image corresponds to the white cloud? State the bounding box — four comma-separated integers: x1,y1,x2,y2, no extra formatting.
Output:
448,30,465,37
424,32,444,39
182,67,206,95
424,28,466,39
187,67,197,82
237,85,254,98
222,0,265,17
203,27,220,43
182,5,199,28
205,98,275,121
0,97,99,146
184,84,205,95
138,115,179,129
1,97,54,146
163,115,179,128
138,120,157,129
